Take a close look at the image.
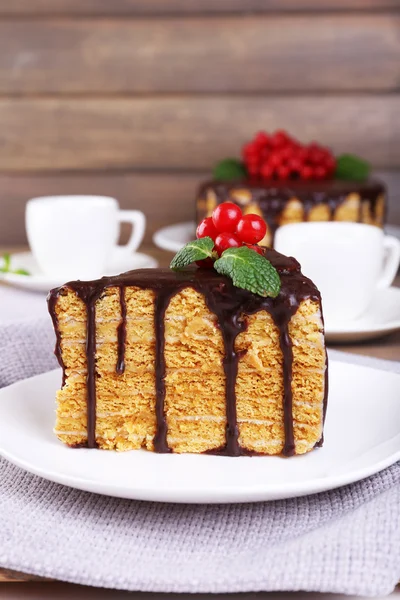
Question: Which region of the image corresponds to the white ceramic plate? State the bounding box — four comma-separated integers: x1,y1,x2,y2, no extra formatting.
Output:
153,221,196,253
325,286,400,343
0,358,399,504
0,250,158,293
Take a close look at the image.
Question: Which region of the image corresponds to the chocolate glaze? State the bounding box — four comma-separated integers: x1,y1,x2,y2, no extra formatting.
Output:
47,292,66,387
47,247,328,456
197,178,386,241
153,292,172,453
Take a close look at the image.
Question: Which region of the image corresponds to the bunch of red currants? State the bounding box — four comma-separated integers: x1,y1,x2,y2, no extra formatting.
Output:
242,130,336,181
196,202,268,262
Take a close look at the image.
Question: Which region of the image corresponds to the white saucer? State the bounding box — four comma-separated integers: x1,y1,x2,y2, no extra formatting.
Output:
385,223,400,241
153,221,196,252
154,222,400,254
0,358,399,504
325,286,400,343
0,249,158,293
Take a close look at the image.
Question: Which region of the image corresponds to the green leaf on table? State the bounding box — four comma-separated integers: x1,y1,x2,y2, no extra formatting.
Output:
2,253,11,271
335,154,370,181
13,268,30,276
214,246,281,298
213,158,247,181
170,237,216,270
0,253,30,276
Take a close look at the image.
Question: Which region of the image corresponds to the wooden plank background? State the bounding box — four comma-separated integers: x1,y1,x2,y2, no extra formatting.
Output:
0,0,398,246
0,15,399,93
1,0,400,16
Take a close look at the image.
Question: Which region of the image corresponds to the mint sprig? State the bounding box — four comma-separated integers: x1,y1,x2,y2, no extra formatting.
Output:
170,240,281,298
213,158,247,181
335,153,370,181
214,246,281,298
170,237,216,270
0,253,30,276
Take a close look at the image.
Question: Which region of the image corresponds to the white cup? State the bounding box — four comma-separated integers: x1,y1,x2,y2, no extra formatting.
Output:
274,222,400,327
26,195,146,280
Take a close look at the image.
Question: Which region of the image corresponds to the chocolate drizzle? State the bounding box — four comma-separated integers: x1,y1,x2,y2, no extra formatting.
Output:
47,292,66,386
280,323,295,455
49,283,104,448
221,320,241,456
116,286,127,374
153,292,172,453
48,248,328,456
198,178,386,242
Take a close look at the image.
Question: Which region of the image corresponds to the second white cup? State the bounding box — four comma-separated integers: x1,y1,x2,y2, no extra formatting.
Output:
26,195,146,280
274,222,400,327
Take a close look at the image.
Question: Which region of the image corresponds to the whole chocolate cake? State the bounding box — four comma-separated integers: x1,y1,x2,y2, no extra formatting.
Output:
196,130,386,246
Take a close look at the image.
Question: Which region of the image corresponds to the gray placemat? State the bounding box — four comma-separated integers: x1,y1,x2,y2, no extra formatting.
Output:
0,317,399,595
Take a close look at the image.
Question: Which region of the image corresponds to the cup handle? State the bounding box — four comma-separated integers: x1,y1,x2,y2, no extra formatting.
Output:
377,235,400,289
117,210,146,254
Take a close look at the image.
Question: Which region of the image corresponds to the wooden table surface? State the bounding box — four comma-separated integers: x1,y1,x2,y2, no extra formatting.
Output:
0,244,399,584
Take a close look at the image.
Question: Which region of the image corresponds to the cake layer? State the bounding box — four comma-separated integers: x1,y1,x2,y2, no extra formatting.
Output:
197,179,386,246
48,249,328,456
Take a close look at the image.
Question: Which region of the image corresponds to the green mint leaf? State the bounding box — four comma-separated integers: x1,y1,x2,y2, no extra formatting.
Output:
170,237,215,270
335,153,370,181
214,246,281,298
2,253,10,271
13,268,30,276
213,158,247,181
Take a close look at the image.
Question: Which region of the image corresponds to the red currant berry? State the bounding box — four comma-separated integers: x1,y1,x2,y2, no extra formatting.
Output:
236,214,267,244
279,146,294,161
260,147,270,160
248,166,260,177
247,157,260,168
212,202,242,233
300,165,313,180
260,164,274,179
277,165,290,180
214,232,241,256
288,157,302,173
254,131,270,147
297,147,309,162
244,243,264,255
309,149,326,165
314,165,328,180
268,154,282,169
271,130,288,148
196,217,218,241
324,156,336,171
243,146,258,160
242,142,256,154
196,258,215,269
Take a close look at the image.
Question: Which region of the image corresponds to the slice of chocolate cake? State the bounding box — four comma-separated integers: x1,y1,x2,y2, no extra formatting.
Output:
48,248,328,456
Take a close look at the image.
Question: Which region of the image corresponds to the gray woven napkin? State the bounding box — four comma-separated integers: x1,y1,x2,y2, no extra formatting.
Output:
0,315,399,595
